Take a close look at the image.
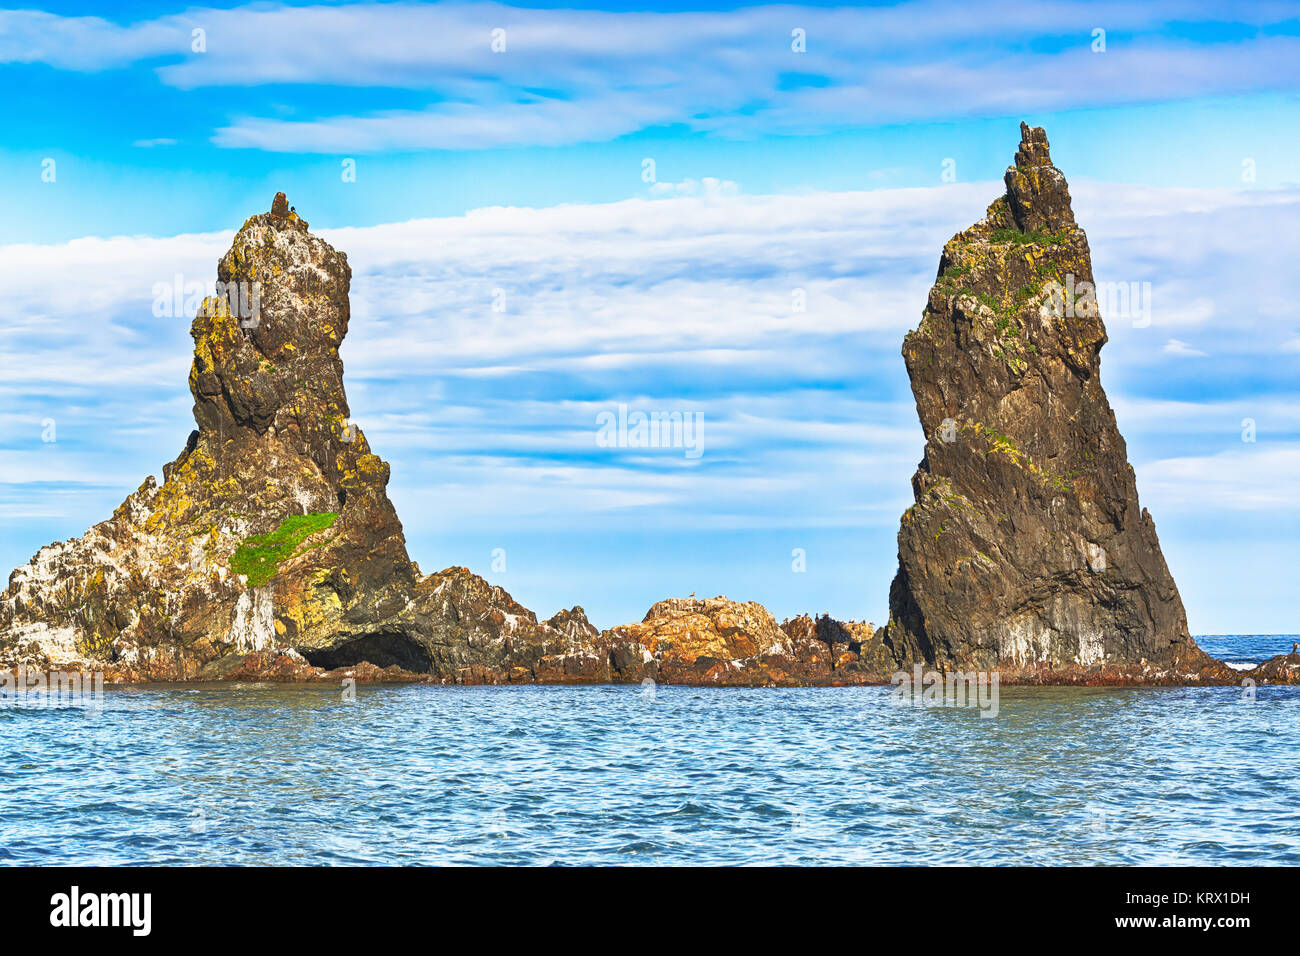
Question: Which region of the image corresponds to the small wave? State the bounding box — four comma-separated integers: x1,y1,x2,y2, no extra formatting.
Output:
660,800,716,818
617,840,667,855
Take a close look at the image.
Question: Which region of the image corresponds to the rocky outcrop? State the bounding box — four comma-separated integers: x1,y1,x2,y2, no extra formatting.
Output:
0,194,879,687
1,171,1288,688
596,597,881,686
0,196,593,684
877,123,1237,684
1250,648,1300,685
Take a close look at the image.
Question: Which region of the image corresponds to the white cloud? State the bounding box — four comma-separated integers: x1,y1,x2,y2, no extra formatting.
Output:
1138,447,1300,511
214,92,681,151
1162,338,1208,357
5,2,1300,150
649,178,740,199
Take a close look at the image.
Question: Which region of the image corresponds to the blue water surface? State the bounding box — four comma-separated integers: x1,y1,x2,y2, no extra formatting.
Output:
3,646,1299,866
1197,634,1295,669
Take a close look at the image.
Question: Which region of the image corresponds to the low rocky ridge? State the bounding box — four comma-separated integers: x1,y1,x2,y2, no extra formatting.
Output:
1251,649,1300,684
2,161,1294,687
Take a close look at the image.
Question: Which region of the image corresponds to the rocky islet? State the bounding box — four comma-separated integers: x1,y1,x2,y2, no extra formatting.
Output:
2,129,1294,687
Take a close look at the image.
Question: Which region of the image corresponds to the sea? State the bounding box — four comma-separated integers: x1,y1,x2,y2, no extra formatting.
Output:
1,633,1296,866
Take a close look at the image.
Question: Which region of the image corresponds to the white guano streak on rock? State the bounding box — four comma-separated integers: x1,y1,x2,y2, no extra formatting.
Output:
228,586,275,652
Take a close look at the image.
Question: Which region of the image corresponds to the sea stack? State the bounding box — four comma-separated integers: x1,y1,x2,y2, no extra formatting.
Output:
880,123,1226,681
0,195,610,681
0,194,423,676
0,182,1281,686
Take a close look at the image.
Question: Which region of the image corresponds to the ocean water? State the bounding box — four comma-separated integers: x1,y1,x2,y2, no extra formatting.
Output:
3,637,1299,867
1196,634,1296,670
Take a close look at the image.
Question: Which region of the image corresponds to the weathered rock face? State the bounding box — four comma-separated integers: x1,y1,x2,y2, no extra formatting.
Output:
879,123,1232,682
0,196,875,687
1251,647,1300,685
2,197,399,676
599,596,878,686
0,181,1282,687
0,196,584,682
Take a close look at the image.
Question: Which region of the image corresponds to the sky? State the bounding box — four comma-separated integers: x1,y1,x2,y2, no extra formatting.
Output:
2,1,1298,634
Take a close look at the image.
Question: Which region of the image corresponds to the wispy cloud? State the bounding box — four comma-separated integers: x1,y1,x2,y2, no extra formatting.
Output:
3,178,1298,507
5,2,1300,150
1139,447,1300,510
649,178,741,199
1163,338,1209,357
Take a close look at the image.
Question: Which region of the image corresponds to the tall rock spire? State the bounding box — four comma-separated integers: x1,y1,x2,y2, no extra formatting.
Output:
0,195,417,676
879,123,1227,681
0,195,602,683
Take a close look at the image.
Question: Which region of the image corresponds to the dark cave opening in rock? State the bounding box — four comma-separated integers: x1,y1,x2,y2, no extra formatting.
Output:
299,630,432,672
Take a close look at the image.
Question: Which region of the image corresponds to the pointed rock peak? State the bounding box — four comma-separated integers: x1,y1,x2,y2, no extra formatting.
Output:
189,196,348,438
1003,121,1076,234
880,122,1217,682
1012,121,1052,168
267,191,308,231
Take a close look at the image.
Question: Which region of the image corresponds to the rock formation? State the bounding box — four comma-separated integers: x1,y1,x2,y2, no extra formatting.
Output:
0,195,595,682
600,597,885,685
0,194,874,687
877,123,1236,683
2,158,1292,687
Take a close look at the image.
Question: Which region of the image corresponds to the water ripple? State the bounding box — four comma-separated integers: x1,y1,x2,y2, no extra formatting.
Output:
1,683,1298,864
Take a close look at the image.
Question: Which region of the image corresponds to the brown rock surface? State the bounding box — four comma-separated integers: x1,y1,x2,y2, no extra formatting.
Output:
1,174,1285,688
876,122,1236,683
599,596,850,685
0,197,591,684
1247,650,1300,685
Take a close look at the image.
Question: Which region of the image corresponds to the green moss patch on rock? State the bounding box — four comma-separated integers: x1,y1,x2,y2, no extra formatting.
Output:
989,226,1071,247
230,512,338,586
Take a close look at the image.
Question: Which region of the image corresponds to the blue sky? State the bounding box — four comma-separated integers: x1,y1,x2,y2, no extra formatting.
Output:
2,1,1299,633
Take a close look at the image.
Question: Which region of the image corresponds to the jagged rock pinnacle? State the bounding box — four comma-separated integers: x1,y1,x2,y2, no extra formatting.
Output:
0,198,610,684
0,201,418,676
1004,122,1076,234
879,122,1232,682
